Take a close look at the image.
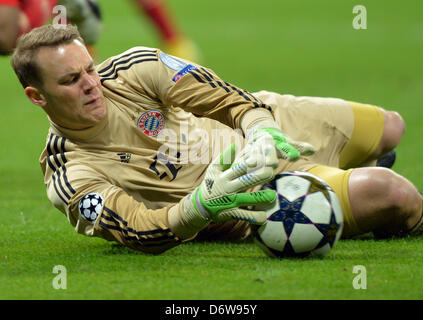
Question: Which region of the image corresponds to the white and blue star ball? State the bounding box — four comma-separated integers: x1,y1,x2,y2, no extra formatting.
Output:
78,193,104,223
254,171,343,258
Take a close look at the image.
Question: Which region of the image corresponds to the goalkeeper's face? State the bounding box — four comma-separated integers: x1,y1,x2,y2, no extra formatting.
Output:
25,39,106,130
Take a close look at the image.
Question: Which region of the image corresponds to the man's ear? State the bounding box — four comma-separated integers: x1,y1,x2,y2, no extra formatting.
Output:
24,86,46,107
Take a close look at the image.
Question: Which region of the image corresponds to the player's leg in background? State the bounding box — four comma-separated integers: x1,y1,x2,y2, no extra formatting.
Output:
0,3,20,55
20,0,57,31
0,0,58,55
58,0,102,59
131,0,200,62
0,0,101,57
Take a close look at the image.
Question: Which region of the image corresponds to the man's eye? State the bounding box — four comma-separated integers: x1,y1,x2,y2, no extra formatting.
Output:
65,77,78,84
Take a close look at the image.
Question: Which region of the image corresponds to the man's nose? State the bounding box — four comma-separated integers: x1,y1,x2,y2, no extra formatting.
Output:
82,73,97,92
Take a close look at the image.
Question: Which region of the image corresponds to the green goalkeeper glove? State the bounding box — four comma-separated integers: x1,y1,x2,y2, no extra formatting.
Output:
245,120,315,164
183,143,277,229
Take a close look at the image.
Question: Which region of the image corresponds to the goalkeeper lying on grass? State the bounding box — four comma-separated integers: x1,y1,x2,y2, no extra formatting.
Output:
10,24,423,253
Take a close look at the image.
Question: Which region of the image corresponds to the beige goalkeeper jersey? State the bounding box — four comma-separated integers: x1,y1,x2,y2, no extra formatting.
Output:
40,47,275,253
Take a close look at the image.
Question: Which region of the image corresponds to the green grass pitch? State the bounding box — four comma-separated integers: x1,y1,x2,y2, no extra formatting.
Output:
1,0,422,300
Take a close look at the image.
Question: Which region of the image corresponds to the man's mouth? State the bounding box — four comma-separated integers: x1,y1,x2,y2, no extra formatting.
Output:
85,96,99,105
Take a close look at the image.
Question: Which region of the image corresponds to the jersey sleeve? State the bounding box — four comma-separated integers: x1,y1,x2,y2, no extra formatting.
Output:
45,160,196,254
98,47,275,131
156,51,274,130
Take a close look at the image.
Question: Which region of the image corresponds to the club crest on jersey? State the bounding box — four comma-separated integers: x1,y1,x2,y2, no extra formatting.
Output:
78,193,104,223
137,110,165,137
172,64,197,82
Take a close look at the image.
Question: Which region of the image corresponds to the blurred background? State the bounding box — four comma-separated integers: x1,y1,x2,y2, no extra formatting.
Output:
1,0,422,214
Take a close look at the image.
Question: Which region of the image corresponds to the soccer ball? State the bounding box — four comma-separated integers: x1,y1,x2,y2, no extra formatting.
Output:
253,171,343,258
78,193,104,223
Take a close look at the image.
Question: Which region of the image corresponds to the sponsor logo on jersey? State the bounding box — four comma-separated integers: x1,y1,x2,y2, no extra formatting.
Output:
137,110,165,137
172,64,198,82
79,193,104,223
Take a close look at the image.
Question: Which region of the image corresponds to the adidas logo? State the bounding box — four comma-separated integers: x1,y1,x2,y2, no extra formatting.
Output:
117,152,132,163
205,179,214,194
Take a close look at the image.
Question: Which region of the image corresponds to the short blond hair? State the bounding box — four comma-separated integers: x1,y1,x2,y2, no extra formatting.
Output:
11,24,84,88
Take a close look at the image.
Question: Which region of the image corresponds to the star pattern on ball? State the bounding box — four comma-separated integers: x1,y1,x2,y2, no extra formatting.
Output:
314,211,341,249
268,194,312,237
255,172,344,258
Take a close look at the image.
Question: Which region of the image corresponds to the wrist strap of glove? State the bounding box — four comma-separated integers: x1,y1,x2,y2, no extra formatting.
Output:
183,192,210,229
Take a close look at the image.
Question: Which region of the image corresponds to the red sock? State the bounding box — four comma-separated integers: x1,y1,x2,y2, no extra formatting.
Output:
133,0,180,43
